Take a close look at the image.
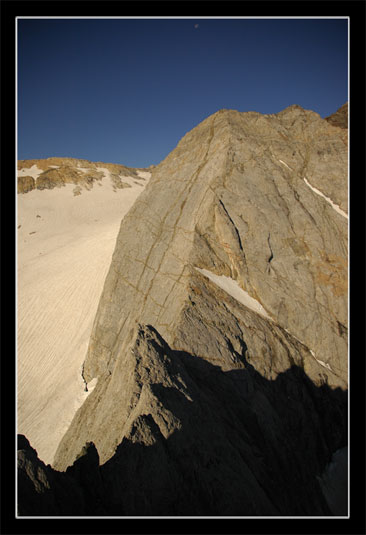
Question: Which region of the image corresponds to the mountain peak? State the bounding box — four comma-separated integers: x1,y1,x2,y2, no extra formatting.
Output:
18,105,348,516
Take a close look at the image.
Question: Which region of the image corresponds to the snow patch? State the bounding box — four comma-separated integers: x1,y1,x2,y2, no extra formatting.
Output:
18,165,44,181
137,170,152,180
303,177,348,220
278,159,292,170
195,270,336,374
195,267,271,319
119,175,142,187
315,358,333,372
84,377,98,396
284,330,333,372
74,369,99,417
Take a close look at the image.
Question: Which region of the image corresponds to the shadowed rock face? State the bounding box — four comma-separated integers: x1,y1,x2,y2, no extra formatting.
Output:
17,435,85,516
325,103,348,129
18,325,347,516
18,104,348,516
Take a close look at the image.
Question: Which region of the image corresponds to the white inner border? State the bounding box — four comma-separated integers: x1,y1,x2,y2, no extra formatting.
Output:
15,15,350,521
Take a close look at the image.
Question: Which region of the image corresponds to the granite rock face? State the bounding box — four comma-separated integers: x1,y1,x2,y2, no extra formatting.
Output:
19,104,348,516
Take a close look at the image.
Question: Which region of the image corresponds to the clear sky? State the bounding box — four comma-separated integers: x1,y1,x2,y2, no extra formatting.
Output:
17,17,348,168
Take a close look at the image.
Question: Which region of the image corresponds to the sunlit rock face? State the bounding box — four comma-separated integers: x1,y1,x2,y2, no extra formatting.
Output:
19,104,348,516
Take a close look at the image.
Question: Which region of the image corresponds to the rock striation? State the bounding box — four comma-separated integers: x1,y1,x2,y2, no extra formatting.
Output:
18,104,348,516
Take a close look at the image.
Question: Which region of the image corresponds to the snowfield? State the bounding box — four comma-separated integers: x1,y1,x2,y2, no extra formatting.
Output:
17,164,44,181
17,167,150,465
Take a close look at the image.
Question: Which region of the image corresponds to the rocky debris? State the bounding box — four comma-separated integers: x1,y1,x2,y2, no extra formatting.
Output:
325,103,348,129
35,167,103,191
110,173,132,190
73,185,82,196
18,175,35,194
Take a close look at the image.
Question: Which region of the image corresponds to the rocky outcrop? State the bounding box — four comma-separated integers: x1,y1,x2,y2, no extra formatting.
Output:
19,104,348,516
17,435,85,515
325,103,348,129
18,175,35,194
17,157,146,194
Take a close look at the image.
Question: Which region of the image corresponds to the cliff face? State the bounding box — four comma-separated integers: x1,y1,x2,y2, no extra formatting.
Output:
76,105,347,390
19,105,348,516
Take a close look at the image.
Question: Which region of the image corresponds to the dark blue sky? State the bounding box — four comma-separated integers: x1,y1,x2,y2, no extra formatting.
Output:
17,18,348,168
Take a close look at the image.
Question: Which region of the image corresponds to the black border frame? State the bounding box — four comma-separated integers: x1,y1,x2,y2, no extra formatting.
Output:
1,2,365,534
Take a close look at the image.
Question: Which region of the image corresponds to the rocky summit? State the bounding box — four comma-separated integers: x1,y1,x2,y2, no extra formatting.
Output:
18,104,348,516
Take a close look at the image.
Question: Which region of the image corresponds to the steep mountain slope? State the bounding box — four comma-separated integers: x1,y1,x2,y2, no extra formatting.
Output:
18,105,348,516
325,102,348,129
17,158,151,464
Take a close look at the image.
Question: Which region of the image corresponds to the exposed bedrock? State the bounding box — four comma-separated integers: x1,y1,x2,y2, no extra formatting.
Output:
20,104,348,516
17,157,144,193
19,322,347,515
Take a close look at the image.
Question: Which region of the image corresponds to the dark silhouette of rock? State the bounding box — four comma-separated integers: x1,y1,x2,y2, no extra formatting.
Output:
318,446,348,515
18,323,347,516
17,434,85,515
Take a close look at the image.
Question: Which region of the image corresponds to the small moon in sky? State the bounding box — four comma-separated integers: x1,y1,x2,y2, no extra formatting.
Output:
194,24,199,29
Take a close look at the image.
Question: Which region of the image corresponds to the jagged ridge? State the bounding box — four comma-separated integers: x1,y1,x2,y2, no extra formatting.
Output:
19,324,347,515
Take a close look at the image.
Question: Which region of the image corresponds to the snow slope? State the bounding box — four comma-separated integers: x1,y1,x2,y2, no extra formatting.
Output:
17,167,150,465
